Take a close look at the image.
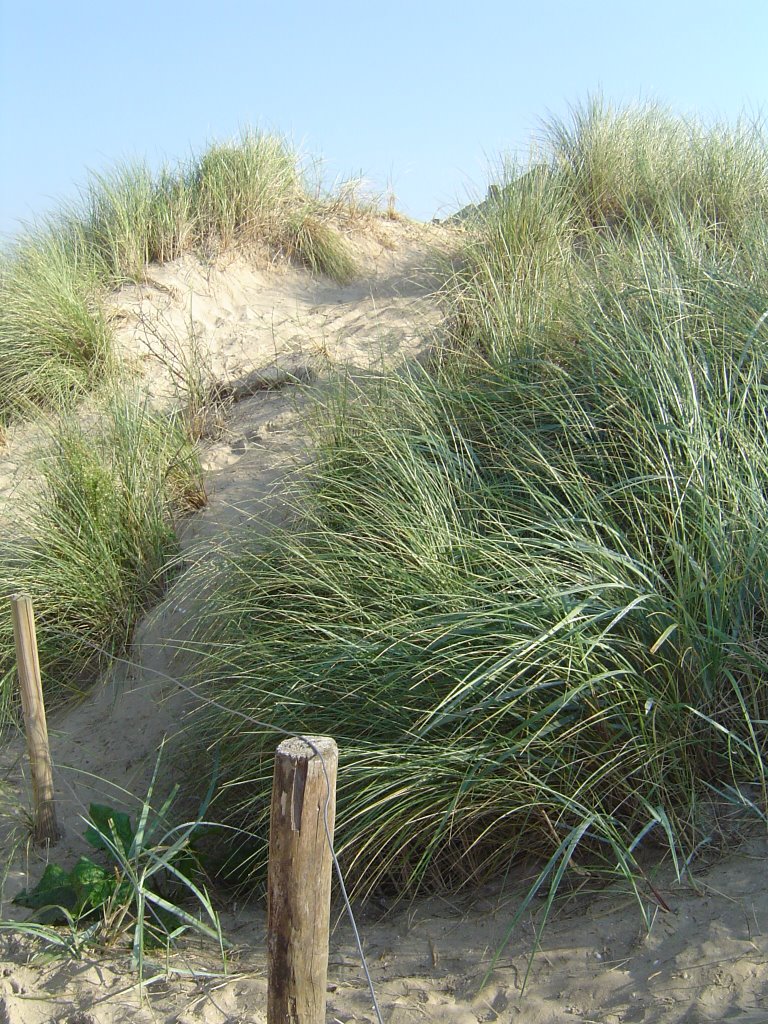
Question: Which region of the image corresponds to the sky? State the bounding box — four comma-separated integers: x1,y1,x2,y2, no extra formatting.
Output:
2,0,768,238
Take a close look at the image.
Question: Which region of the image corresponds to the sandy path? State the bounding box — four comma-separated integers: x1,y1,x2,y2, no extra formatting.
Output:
2,219,768,1023
3,834,768,1023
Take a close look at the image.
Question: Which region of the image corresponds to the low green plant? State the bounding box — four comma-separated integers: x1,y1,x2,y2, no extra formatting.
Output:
541,95,768,241
188,131,303,253
8,755,224,975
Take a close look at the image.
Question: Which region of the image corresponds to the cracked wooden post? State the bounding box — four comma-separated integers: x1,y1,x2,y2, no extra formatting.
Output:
10,595,59,845
267,736,338,1024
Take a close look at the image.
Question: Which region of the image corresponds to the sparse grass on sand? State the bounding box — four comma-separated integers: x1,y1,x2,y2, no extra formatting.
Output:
177,99,768,909
0,387,204,722
0,131,360,426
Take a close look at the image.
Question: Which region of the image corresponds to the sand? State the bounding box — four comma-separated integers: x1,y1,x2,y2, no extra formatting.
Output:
2,218,768,1023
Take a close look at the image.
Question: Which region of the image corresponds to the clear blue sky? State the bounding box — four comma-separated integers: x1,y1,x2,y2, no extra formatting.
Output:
2,0,767,237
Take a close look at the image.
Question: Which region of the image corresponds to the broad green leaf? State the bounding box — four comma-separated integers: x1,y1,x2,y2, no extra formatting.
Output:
85,803,135,856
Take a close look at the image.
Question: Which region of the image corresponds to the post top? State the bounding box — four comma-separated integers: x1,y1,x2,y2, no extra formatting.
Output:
275,735,337,759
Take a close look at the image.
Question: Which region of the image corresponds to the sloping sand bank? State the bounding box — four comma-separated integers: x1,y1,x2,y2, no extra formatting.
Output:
2,219,768,1023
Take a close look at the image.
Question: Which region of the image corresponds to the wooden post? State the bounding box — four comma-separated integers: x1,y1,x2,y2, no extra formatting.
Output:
10,595,59,845
267,736,338,1024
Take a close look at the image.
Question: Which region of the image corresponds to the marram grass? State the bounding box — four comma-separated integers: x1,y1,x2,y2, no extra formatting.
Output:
0,389,205,721
177,102,768,904
0,227,112,421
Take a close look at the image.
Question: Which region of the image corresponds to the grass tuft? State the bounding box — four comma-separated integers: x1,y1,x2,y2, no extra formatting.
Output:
76,163,194,281
188,132,303,253
0,388,204,720
0,226,112,423
285,210,359,283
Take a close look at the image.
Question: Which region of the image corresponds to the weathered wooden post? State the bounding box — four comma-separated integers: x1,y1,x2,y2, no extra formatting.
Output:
267,736,338,1024
9,595,59,845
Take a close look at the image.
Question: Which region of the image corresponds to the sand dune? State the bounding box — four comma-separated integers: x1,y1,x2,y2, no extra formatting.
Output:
2,218,768,1023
